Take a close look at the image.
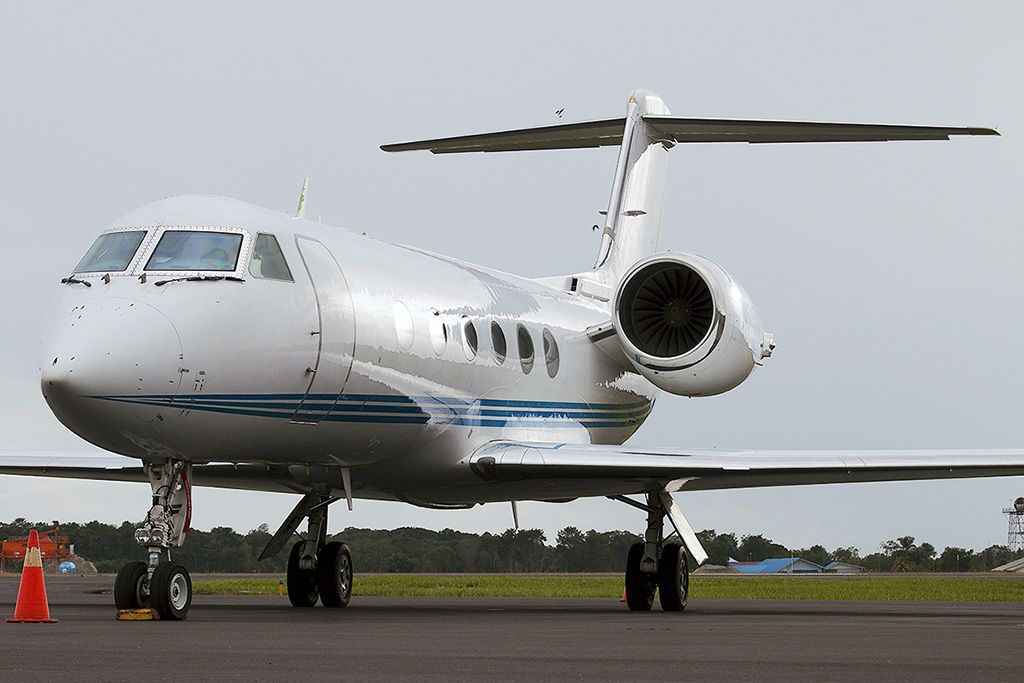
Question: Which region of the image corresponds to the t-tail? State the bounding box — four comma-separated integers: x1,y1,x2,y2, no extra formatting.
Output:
382,89,996,302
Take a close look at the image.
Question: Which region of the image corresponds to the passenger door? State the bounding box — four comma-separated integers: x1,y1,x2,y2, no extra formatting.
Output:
292,237,356,424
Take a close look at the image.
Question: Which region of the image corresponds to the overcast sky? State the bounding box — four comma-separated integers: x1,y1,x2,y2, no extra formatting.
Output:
1,2,1021,556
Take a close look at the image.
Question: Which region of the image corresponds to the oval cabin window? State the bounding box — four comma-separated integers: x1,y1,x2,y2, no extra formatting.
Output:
463,318,478,361
491,322,507,366
542,328,559,378
517,324,534,375
429,309,447,356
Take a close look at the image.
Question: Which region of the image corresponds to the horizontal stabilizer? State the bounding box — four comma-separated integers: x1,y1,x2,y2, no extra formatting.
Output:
383,116,996,154
382,118,626,153
642,116,999,144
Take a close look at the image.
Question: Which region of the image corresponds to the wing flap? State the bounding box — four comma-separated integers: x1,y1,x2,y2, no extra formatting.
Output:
470,443,1024,491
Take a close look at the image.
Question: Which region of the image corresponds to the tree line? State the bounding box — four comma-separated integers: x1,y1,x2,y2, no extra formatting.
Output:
0,518,1020,573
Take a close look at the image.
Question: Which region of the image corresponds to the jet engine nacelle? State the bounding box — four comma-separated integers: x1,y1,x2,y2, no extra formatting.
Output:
612,253,774,396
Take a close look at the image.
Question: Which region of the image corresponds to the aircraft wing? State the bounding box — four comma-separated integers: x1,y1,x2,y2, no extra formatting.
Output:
0,451,298,494
469,442,1024,491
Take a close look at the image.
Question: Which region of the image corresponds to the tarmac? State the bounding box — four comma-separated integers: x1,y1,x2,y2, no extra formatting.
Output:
2,575,1023,681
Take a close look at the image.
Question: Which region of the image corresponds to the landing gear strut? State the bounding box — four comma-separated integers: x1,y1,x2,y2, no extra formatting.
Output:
285,495,353,608
113,460,193,620
614,491,702,612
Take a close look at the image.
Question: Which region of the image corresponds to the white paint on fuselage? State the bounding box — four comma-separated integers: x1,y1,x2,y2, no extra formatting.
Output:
41,195,655,500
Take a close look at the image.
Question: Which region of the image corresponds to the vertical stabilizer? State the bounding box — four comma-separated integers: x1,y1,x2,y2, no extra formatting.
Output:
590,90,671,290
294,177,309,219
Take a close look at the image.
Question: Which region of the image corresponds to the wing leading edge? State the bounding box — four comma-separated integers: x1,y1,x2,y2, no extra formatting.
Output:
469,442,1024,491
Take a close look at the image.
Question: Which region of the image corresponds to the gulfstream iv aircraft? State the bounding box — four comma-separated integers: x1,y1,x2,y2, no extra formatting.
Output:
1,89,1019,619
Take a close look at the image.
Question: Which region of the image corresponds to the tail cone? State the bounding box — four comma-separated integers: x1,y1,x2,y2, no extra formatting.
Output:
7,529,58,623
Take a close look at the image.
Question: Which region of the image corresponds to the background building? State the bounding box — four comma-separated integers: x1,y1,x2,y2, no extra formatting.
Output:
727,557,824,574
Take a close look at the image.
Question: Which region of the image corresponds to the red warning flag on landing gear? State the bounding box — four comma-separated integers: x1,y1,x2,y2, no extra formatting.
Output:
7,529,57,623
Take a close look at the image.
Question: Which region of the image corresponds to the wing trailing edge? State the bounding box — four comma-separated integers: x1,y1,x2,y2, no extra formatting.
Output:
469,443,1024,491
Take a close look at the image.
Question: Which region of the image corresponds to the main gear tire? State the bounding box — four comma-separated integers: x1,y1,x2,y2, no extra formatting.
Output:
317,541,353,608
624,542,656,611
287,541,320,607
657,543,689,612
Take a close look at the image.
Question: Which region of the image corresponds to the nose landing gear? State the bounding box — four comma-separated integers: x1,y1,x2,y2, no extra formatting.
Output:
113,460,194,620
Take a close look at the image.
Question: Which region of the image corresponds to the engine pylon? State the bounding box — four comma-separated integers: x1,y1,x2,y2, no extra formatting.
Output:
7,529,58,623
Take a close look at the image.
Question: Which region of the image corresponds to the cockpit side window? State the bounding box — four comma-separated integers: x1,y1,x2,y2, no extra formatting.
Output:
74,231,146,272
249,233,293,281
145,230,243,271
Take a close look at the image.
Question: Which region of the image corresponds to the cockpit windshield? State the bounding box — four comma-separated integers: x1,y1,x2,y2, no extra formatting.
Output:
145,230,243,271
249,233,292,281
74,231,147,272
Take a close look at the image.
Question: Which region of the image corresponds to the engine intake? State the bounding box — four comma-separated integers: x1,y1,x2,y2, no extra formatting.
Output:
612,253,772,397
618,260,715,358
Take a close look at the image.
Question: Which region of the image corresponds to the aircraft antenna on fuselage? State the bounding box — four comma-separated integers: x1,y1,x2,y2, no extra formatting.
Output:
294,177,309,219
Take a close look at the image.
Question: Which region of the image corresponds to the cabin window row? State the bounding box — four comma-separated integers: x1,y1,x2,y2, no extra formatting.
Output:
421,312,559,378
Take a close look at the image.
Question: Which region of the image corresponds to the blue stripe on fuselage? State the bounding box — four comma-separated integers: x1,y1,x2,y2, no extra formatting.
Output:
88,392,652,427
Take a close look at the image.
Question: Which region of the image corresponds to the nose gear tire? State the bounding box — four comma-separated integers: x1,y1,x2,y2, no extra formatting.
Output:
114,561,149,610
150,561,192,620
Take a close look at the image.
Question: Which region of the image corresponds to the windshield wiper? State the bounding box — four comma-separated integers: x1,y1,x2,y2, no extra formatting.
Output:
154,275,245,287
60,276,92,287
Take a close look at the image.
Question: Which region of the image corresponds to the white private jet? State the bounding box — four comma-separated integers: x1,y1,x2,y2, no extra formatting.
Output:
2,89,1019,620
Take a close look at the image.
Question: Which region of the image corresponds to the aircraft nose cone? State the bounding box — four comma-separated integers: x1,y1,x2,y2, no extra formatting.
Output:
40,298,183,447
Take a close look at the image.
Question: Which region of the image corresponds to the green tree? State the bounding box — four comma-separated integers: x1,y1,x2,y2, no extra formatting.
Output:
936,547,973,572
736,534,789,562
975,544,1024,570
829,547,862,565
880,536,936,572
861,552,889,572
696,529,739,565
555,527,585,571
791,544,829,567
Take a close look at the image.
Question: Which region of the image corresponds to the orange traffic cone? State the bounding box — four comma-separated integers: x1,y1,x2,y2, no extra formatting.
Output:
620,588,627,602
7,529,57,623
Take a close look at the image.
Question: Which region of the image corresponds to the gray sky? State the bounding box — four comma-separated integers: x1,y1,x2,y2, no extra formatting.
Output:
2,2,1022,555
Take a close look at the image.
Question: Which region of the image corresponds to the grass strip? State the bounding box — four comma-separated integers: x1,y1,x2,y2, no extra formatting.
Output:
192,575,1024,602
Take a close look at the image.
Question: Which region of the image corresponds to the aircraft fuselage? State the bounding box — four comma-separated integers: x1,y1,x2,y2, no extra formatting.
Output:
41,196,654,502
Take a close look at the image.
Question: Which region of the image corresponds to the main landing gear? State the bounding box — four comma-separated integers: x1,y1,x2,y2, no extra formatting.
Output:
624,540,689,612
284,498,353,608
114,460,194,620
613,491,706,612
